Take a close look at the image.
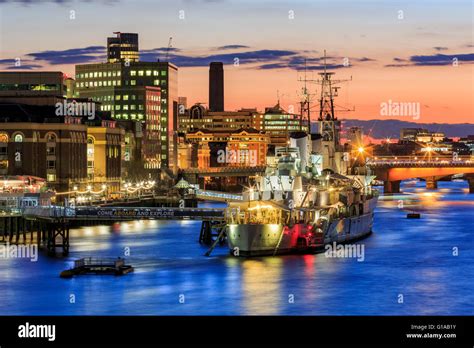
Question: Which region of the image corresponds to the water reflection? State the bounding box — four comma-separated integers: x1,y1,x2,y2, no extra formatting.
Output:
241,258,283,315
0,180,472,315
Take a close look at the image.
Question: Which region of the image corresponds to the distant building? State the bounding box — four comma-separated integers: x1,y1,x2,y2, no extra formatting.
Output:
415,132,445,143
107,32,139,64
178,96,188,112
178,104,260,132
177,142,194,169
186,128,269,168
75,33,178,171
86,120,124,194
262,103,305,147
0,71,68,99
65,77,77,98
209,62,224,112
348,126,364,146
459,135,474,154
400,128,428,141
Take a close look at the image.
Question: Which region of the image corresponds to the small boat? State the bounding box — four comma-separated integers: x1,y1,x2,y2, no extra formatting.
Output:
406,212,421,219
60,257,134,278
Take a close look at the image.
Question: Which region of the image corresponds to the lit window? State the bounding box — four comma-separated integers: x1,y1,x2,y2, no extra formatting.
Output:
138,71,144,76
47,174,56,182
123,95,129,101
161,70,167,76
115,95,121,100
130,70,136,76
153,71,159,76
131,80,136,86
146,70,152,76
14,134,23,142
154,80,159,86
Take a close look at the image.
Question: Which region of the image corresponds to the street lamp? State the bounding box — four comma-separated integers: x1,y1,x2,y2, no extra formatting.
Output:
426,147,433,161
101,184,107,202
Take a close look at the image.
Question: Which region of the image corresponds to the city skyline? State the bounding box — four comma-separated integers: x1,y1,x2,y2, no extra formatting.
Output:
0,0,473,123
0,2,473,343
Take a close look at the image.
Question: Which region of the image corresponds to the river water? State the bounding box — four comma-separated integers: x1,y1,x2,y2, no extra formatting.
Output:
0,180,473,315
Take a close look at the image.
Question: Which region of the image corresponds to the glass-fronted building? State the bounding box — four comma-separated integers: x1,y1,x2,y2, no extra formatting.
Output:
263,104,306,147
75,61,178,170
0,71,67,97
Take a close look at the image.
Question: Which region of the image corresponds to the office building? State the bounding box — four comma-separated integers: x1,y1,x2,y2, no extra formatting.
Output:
0,71,69,100
178,104,260,132
262,103,305,147
75,33,178,170
107,32,139,63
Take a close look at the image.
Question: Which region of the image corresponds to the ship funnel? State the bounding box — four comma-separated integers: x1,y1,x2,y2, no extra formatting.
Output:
290,131,310,172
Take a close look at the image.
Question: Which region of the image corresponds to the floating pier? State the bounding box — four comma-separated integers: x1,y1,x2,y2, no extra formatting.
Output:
60,257,134,278
407,212,421,219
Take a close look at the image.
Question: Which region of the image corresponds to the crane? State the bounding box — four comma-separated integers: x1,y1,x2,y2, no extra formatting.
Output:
165,37,173,61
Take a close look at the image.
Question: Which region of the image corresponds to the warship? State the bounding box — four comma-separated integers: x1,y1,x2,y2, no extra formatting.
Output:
225,59,379,256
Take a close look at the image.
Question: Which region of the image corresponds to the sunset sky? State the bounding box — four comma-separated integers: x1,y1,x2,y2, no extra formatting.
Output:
0,0,472,123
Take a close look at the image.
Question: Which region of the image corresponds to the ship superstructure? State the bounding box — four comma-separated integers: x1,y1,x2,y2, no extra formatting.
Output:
225,56,378,256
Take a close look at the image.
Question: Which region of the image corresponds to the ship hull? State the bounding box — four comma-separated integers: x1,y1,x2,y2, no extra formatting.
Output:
227,203,376,257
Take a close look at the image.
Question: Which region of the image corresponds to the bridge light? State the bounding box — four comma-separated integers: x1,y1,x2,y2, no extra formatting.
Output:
73,185,78,191
358,146,365,154
101,184,107,190
87,185,92,191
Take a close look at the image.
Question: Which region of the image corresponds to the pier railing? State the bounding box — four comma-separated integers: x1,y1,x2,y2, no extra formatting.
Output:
20,206,226,221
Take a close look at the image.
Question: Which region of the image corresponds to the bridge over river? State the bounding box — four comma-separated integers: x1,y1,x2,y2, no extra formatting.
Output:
367,155,474,193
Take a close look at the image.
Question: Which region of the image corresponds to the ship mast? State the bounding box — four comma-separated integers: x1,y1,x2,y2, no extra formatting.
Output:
298,59,315,133
316,50,351,121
